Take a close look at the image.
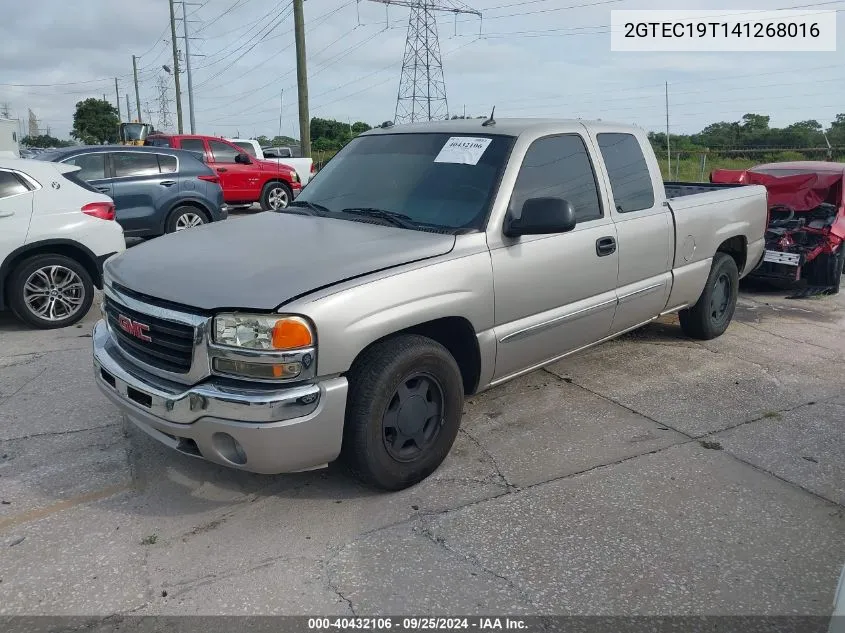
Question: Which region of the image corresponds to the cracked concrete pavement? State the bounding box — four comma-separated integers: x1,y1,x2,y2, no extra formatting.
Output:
0,279,843,617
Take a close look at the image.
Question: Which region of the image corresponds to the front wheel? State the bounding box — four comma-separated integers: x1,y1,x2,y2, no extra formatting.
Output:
679,252,739,340
259,181,292,211
341,334,465,491
7,254,94,329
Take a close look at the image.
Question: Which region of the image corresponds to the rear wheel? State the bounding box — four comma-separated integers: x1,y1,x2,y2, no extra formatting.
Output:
259,181,292,211
8,254,94,329
166,206,208,233
341,334,464,491
679,253,739,340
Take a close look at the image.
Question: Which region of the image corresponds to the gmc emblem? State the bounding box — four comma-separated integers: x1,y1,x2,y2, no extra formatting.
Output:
117,314,152,342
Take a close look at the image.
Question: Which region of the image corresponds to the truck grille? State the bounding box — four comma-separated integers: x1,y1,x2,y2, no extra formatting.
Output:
103,296,195,373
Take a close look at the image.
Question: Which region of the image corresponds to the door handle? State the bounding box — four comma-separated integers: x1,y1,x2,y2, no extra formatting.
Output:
0,210,14,218
159,180,176,187
216,168,228,173
596,236,616,257
96,187,110,193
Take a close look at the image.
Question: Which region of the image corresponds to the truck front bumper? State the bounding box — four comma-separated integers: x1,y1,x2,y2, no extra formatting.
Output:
92,320,348,474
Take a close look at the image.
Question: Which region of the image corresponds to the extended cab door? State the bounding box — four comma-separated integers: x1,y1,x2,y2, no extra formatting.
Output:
0,169,34,262
589,130,673,334
490,133,620,381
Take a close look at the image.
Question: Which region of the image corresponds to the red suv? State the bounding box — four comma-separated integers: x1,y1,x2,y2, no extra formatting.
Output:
145,134,301,210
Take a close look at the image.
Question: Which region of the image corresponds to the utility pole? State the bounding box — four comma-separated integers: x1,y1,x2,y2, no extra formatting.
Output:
278,90,284,140
181,1,196,133
115,78,122,120
132,55,142,123
126,94,132,121
293,0,311,157
665,81,670,179
168,0,184,133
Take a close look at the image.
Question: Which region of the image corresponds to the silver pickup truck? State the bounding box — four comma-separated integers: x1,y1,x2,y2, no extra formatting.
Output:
92,118,768,490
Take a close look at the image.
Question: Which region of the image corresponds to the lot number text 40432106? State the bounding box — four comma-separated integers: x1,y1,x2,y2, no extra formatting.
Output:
307,617,529,631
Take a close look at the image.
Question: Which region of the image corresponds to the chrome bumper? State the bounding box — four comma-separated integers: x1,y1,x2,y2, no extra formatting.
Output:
92,320,348,474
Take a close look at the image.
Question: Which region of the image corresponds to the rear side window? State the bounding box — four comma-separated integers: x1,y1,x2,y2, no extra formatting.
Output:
0,171,30,199
209,140,239,163
158,155,178,173
112,153,161,178
511,134,603,223
145,137,171,147
180,139,207,156
63,154,106,180
596,133,655,213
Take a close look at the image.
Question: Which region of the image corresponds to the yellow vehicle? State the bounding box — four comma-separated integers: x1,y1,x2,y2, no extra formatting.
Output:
117,121,154,146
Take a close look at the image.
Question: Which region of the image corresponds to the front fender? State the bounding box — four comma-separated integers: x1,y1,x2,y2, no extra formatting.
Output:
284,237,495,379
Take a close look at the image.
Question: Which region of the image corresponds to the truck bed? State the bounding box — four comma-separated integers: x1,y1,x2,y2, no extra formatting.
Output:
664,181,746,199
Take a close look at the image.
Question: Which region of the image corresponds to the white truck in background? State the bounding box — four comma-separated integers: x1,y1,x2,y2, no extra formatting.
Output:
227,138,314,185
0,118,21,158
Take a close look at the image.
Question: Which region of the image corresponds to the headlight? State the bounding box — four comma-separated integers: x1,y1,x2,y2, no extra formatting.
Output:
213,314,314,351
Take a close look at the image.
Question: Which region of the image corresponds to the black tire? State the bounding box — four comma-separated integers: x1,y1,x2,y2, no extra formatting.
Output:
341,334,465,491
165,206,209,234
805,247,844,293
679,253,739,340
259,181,292,211
7,254,94,329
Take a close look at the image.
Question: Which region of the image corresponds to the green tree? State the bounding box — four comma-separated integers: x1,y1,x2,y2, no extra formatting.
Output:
21,134,72,148
71,98,119,145
351,121,371,135
827,113,845,145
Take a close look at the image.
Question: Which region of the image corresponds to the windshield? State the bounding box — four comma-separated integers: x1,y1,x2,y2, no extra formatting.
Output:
120,123,147,141
296,133,514,231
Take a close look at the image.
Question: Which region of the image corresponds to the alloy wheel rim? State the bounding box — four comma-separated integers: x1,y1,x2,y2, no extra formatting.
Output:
175,212,204,230
23,265,85,321
382,372,445,462
268,187,289,209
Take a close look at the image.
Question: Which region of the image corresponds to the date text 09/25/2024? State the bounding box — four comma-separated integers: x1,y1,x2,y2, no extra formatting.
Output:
307,618,528,631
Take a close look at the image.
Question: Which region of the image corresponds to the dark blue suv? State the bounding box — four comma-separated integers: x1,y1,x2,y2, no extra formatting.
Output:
36,146,226,237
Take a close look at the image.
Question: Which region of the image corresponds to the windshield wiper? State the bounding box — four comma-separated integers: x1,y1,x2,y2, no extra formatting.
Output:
283,200,331,216
339,207,419,229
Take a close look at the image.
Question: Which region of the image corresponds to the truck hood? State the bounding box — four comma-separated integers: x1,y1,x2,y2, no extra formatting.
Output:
105,212,456,311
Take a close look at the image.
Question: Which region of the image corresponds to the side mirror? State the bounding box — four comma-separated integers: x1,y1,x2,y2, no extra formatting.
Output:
235,153,251,164
504,197,577,238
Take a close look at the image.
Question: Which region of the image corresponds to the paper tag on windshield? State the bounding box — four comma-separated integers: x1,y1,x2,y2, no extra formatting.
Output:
434,137,492,165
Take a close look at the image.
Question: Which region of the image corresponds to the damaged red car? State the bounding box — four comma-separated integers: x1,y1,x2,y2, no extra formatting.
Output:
711,161,845,295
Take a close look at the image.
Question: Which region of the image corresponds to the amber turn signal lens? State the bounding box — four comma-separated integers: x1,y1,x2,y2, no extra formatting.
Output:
272,319,313,349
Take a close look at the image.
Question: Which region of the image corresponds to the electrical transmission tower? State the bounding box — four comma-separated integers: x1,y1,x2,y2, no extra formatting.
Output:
369,1,480,124
156,74,174,131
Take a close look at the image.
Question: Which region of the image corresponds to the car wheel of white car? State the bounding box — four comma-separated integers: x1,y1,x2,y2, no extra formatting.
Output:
166,207,208,233
679,252,739,340
341,334,464,491
8,254,94,329
260,182,292,211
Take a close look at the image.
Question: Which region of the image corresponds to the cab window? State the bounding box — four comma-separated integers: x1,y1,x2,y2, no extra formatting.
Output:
510,134,603,223
209,140,240,163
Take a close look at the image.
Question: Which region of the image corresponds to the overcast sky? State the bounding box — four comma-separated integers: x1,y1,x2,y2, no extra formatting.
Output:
1,0,843,141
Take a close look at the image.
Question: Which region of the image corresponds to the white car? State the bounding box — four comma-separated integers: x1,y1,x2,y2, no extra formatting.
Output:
0,158,125,329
